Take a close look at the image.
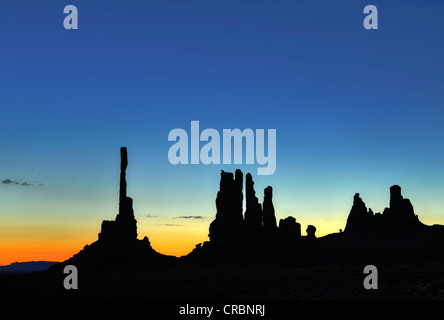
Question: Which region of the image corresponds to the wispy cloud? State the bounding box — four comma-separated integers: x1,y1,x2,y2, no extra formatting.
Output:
1,178,43,187
174,215,205,219
143,214,159,218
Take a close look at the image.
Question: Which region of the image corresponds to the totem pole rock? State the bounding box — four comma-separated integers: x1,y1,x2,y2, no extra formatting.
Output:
99,147,138,243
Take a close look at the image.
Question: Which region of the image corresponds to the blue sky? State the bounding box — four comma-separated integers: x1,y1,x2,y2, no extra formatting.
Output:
1,0,444,260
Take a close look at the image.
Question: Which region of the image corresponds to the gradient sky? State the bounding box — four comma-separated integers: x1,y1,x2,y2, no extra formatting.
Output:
1,0,444,265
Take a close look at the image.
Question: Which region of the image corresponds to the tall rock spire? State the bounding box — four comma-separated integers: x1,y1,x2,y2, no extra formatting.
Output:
99,147,137,242
119,147,128,212
263,186,277,233
209,170,244,246
54,147,166,272
344,193,374,233
244,173,263,237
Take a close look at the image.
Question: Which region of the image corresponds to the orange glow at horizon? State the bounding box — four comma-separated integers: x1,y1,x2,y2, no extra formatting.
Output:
140,222,210,257
0,220,343,265
0,223,97,265
2,214,444,266
0,220,211,265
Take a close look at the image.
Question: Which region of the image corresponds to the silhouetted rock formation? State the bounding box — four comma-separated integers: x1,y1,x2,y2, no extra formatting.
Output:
193,170,311,261
42,153,444,278
306,225,316,238
263,186,277,234
206,170,308,254
209,170,244,247
278,216,301,242
99,147,137,243
344,185,424,234
344,193,375,233
244,173,263,238
50,147,174,272
383,185,422,228
188,170,444,268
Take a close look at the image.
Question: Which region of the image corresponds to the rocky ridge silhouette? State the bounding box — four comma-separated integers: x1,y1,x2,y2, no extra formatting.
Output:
51,147,444,272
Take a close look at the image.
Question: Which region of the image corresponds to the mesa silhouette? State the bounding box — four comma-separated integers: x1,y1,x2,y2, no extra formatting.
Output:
51,147,444,272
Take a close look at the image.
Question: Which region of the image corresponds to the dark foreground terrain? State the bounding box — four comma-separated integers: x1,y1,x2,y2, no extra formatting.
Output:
1,261,443,300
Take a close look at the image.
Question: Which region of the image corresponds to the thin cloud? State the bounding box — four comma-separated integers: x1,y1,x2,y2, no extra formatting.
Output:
2,179,14,185
144,214,159,218
174,215,205,219
1,178,43,187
